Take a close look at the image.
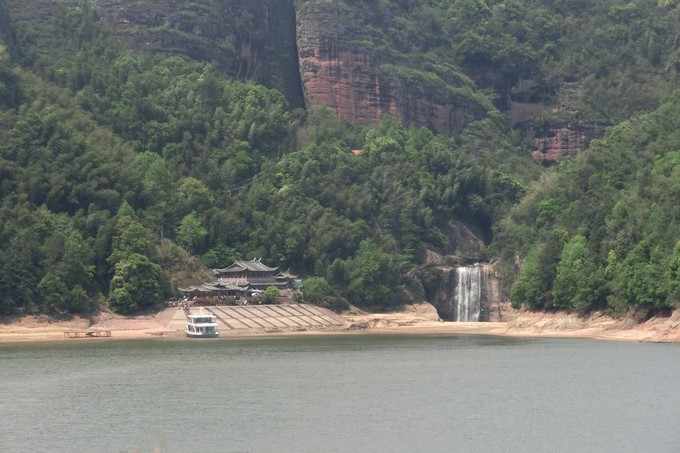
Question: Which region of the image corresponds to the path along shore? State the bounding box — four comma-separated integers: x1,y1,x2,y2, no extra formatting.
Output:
1,303,679,343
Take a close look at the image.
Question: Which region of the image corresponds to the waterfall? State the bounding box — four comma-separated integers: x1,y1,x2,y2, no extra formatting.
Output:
433,263,498,322
454,266,482,322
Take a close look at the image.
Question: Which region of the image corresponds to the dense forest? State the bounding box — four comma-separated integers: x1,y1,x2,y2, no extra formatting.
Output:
0,0,678,317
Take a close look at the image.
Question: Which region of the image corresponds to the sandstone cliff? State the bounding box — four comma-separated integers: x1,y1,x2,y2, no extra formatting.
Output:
508,78,607,164
531,127,587,163
296,1,490,135
90,0,304,108
4,0,490,134
3,0,609,152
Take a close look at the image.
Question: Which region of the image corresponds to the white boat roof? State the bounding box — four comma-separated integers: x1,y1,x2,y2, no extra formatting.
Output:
187,311,216,319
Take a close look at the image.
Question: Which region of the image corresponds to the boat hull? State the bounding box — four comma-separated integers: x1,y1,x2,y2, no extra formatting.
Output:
185,330,219,338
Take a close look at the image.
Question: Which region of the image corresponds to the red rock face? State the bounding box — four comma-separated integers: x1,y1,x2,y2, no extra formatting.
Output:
294,1,488,134
532,128,587,164
298,40,481,135
300,44,399,125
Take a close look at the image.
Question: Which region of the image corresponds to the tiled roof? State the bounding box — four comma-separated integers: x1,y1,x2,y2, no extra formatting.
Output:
211,281,248,291
179,282,247,293
275,270,298,279
178,285,216,293
246,277,288,287
215,278,250,288
212,258,279,274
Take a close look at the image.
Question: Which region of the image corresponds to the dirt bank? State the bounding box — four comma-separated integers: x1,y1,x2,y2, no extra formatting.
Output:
338,303,680,342
499,309,680,343
1,303,678,343
0,311,175,343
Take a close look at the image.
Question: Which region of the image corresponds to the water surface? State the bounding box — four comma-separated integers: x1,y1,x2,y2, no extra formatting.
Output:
1,335,678,452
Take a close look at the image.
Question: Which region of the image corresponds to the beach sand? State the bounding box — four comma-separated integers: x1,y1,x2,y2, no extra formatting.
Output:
1,303,679,343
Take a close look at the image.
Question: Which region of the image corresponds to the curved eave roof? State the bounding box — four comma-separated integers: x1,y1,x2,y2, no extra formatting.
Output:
179,284,245,293
213,258,278,274
178,286,212,293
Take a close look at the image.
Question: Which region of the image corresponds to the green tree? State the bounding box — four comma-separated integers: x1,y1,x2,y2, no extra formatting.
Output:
109,253,162,314
552,235,606,311
0,231,41,314
347,239,399,308
302,275,348,312
176,212,208,254
201,243,236,268
510,247,543,310
108,216,155,267
608,242,668,313
666,240,680,307
0,43,21,108
302,276,333,303
176,177,214,216
262,286,280,304
56,231,95,291
37,272,70,315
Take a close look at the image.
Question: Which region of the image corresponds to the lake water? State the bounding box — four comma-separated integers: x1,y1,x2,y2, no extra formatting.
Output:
1,334,678,453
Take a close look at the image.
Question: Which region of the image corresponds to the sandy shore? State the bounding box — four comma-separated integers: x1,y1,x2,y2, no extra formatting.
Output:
1,303,679,344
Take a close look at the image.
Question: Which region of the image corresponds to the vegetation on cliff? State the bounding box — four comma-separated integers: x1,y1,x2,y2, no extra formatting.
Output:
300,0,679,129
91,0,304,108
0,0,678,317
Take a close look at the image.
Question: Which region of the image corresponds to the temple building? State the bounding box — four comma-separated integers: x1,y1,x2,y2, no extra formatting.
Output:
179,258,299,298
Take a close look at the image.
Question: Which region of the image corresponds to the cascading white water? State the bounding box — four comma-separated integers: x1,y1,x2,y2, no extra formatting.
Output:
455,266,482,322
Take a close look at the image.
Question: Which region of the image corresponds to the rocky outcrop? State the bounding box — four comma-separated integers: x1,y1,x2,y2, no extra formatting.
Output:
509,78,606,164
90,0,304,108
297,42,483,134
530,122,608,165
296,2,488,135
532,127,588,163
506,78,557,124
4,0,60,21
298,42,398,126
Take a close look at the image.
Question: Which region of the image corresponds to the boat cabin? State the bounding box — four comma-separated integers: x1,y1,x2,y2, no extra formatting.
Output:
185,311,219,338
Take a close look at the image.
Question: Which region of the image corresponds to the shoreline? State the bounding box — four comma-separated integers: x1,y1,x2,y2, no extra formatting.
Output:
1,304,679,344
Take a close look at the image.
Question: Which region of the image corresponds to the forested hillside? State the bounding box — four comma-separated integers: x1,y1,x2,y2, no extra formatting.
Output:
494,91,680,315
0,0,678,317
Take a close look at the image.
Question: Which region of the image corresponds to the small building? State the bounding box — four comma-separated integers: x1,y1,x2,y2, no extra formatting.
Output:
177,282,246,298
179,259,299,299
212,258,298,290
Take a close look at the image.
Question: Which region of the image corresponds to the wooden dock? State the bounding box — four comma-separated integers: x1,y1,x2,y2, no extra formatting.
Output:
64,330,112,339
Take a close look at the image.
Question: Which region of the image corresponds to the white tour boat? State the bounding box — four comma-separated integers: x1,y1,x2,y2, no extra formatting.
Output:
185,309,220,338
